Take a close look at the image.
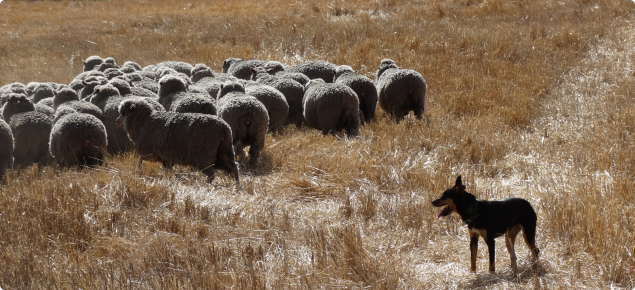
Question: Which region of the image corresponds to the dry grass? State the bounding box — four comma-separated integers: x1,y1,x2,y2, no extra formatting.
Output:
1,0,634,288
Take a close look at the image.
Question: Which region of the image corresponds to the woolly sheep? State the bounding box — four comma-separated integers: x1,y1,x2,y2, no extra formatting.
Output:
243,82,288,133
38,97,54,108
0,82,26,97
70,71,107,92
334,65,378,124
104,68,125,80
250,67,305,127
261,61,311,85
97,57,118,72
2,94,52,168
120,61,142,73
303,79,360,136
83,55,104,71
79,76,108,99
286,61,337,83
90,84,133,153
31,83,55,104
50,107,107,167
376,59,426,123
158,75,216,115
53,88,105,122
191,64,238,99
222,58,266,80
34,103,54,118
216,82,269,166
108,78,134,96
127,72,159,94
116,98,240,182
157,61,194,77
0,118,13,179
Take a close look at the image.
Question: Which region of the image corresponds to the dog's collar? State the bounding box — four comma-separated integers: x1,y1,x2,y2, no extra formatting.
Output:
463,200,482,225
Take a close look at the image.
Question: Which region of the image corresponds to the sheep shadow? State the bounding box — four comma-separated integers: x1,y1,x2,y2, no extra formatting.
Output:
459,262,547,289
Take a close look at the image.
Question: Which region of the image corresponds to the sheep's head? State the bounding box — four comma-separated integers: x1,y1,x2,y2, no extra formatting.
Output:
218,81,246,99
377,59,399,80
263,61,285,73
91,84,120,105
53,88,80,109
249,66,274,81
333,65,356,82
222,58,242,73
2,93,35,121
83,55,104,72
191,64,215,83
158,75,188,97
116,99,152,139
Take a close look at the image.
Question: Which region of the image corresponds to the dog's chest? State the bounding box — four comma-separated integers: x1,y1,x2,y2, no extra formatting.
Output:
468,227,489,241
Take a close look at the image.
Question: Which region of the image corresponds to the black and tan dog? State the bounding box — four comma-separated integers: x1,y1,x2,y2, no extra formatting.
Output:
432,176,540,273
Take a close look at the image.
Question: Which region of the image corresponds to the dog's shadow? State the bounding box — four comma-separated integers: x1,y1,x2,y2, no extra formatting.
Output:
461,262,548,289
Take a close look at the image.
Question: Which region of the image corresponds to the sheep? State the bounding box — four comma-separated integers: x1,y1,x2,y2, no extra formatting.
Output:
1,94,52,168
286,61,337,83
108,78,134,96
83,55,104,72
250,67,305,127
38,97,54,108
104,68,125,80
126,72,160,94
97,57,118,72
192,63,235,82
191,64,239,99
260,61,311,85
79,76,108,99
157,61,194,77
30,83,55,104
243,82,289,133
222,58,266,80
90,84,133,153
0,82,26,96
302,79,360,136
53,88,105,122
116,98,240,183
34,103,54,118
69,71,107,92
376,59,426,123
158,75,216,115
120,61,142,73
216,82,269,166
0,118,13,179
334,65,378,124
49,107,107,168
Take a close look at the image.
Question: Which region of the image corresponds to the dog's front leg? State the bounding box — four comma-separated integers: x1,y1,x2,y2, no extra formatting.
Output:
470,234,479,272
486,238,496,273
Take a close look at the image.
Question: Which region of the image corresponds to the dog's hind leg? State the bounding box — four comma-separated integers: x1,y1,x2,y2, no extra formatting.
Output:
470,232,479,272
506,224,522,273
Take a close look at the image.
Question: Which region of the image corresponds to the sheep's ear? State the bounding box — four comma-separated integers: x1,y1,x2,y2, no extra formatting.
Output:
333,69,336,74
250,67,255,73
267,68,275,73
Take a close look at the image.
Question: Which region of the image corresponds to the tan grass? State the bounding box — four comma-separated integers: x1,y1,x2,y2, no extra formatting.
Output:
0,0,634,288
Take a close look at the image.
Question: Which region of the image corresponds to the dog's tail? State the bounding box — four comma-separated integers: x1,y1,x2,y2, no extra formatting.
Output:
520,201,540,258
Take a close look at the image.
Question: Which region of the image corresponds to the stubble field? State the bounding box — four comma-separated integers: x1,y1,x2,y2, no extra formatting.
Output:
0,0,634,288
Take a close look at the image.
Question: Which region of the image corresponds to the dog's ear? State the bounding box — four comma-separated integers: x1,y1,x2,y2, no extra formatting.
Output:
455,176,466,193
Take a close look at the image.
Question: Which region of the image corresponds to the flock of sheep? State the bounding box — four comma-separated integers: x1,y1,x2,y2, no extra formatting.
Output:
0,56,427,183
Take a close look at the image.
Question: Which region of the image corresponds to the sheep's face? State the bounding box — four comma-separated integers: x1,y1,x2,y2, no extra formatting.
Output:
116,101,137,131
